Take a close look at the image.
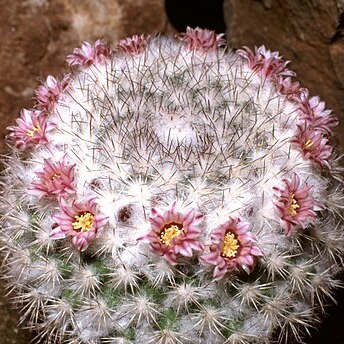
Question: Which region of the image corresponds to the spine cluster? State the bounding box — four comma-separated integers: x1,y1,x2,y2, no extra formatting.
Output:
1,27,344,344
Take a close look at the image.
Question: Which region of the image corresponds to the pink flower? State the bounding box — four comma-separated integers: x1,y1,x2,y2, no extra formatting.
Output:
290,125,333,168
35,74,70,112
273,174,318,236
117,34,148,55
201,218,262,280
30,157,76,199
276,76,308,103
237,46,295,81
66,39,112,67
178,27,226,52
50,198,108,251
138,202,204,265
6,109,54,150
299,95,338,135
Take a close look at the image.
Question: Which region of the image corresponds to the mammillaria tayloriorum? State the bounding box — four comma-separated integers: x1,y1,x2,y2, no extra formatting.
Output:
1,27,344,343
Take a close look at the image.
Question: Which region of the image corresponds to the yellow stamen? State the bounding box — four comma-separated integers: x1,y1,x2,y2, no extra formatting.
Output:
221,232,239,258
26,125,41,137
72,212,94,232
288,193,300,215
304,139,314,149
160,224,183,246
51,173,60,181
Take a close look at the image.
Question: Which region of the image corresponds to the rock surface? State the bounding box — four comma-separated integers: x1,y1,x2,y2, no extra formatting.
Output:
0,293,31,344
225,0,344,149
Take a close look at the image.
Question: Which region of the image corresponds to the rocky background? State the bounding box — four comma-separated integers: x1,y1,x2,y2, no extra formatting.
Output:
0,0,344,343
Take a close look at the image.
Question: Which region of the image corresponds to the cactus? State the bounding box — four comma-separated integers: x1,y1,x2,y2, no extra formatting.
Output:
1,27,344,344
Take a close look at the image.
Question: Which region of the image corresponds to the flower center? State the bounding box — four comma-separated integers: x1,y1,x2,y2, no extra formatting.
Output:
304,139,314,149
72,212,94,232
160,223,183,246
288,193,300,215
221,232,240,258
26,125,41,137
51,173,60,181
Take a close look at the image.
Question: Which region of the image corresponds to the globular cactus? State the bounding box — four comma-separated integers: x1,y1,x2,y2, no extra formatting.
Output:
1,27,344,344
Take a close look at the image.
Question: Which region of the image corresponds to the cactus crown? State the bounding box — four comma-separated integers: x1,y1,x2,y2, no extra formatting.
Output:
1,27,344,344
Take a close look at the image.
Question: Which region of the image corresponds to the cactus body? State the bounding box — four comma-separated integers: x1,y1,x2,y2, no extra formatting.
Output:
1,28,344,343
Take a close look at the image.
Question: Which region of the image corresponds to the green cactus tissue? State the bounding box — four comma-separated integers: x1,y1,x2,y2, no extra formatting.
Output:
1,27,344,343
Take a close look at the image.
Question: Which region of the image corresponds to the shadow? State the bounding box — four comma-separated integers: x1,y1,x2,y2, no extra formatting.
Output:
165,0,226,33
